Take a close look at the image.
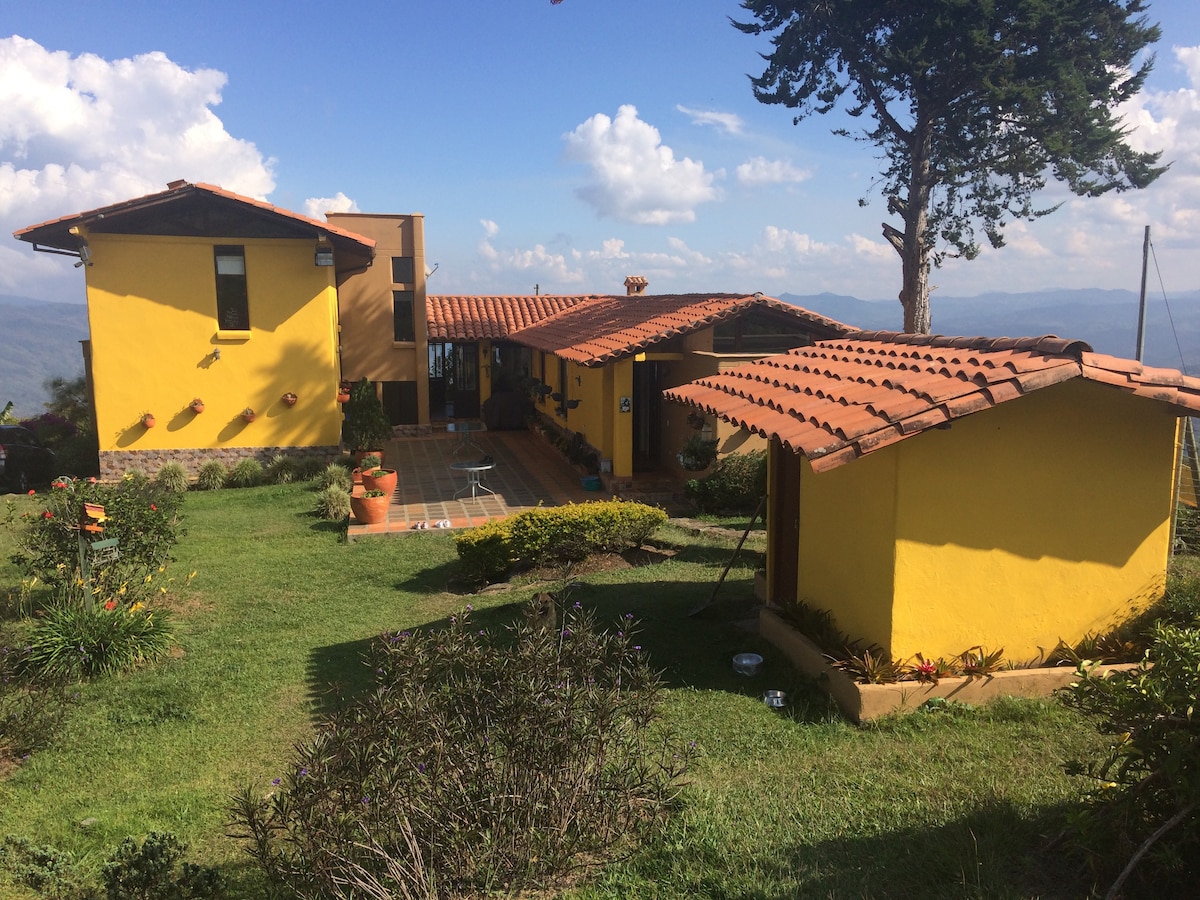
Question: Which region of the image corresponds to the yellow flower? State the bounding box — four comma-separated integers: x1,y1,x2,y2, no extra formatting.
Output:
144,574,153,583
130,602,144,612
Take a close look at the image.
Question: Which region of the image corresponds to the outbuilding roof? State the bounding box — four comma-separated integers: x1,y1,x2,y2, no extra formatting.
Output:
664,331,1200,472
429,292,851,366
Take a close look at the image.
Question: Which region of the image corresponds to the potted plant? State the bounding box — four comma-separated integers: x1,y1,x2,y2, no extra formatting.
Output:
350,488,390,525
362,466,397,497
282,392,298,407
677,433,718,471
336,380,352,404
241,407,257,423
343,377,392,464
141,413,156,428
190,398,205,414
358,453,382,474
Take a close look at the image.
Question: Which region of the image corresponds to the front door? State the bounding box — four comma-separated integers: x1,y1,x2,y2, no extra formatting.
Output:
428,342,480,420
632,360,662,472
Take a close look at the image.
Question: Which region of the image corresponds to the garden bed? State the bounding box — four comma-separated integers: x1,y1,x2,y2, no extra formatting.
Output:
759,607,1136,723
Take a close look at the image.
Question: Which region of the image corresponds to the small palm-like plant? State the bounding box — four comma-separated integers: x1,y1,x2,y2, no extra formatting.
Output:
195,460,227,491
227,458,263,488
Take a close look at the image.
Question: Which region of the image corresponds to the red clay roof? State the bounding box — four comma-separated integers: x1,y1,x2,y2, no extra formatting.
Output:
664,331,1200,472
14,181,375,255
428,292,851,366
427,295,595,341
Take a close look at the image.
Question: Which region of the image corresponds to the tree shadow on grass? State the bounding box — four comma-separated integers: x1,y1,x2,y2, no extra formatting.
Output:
614,798,1090,900
307,569,839,725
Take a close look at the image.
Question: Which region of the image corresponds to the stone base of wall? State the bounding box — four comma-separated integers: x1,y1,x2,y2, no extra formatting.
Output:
100,445,342,481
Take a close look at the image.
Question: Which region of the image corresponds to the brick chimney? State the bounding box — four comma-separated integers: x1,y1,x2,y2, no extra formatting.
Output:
624,275,647,296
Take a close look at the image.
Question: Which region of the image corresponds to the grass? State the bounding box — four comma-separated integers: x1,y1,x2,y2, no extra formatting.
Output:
0,484,1116,897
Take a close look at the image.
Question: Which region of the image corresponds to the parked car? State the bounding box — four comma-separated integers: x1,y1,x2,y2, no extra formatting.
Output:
0,425,57,492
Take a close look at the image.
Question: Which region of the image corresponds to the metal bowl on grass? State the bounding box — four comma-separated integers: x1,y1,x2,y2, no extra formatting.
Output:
763,689,788,708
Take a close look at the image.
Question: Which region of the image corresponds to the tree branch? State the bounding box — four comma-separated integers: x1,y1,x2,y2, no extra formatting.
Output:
1104,800,1198,900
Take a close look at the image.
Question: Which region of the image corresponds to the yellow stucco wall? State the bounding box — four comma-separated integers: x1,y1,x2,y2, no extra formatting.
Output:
793,378,1178,663
796,448,899,649
890,378,1177,662
84,233,342,453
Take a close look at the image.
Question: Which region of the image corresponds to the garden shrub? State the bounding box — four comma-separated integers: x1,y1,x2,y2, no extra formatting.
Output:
314,486,351,521
317,463,353,492
454,501,667,583
0,835,84,898
27,599,174,679
294,456,326,481
153,461,190,494
453,519,514,583
685,450,766,515
226,458,263,488
1059,622,1200,896
265,454,299,485
101,831,224,899
230,605,691,899
194,460,227,491
12,478,183,594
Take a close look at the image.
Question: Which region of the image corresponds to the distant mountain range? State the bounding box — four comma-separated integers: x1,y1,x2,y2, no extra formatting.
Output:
0,294,90,419
782,288,1200,374
2,288,1197,420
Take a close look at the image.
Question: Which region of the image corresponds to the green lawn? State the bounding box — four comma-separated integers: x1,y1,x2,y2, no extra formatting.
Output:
0,484,1110,898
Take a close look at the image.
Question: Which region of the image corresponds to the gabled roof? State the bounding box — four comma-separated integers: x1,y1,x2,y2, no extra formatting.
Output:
427,295,595,341
429,292,851,366
664,331,1200,473
14,181,376,273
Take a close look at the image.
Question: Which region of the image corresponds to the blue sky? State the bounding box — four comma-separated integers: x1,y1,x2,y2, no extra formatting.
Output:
3,0,1199,320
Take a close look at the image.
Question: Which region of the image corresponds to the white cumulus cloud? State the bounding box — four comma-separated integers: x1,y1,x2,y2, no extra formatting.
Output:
736,156,812,186
563,104,719,225
305,192,358,219
0,36,276,299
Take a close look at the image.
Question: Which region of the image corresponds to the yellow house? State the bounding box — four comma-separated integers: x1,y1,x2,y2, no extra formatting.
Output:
14,181,376,479
666,331,1200,663
426,283,849,481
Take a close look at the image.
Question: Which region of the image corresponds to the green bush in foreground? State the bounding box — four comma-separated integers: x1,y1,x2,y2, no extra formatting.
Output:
317,462,353,492
231,604,691,899
153,462,190,494
455,501,667,583
225,458,263,489
1059,621,1200,896
314,486,351,521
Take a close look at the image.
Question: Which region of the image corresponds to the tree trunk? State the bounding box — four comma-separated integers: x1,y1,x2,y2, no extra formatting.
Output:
883,113,934,335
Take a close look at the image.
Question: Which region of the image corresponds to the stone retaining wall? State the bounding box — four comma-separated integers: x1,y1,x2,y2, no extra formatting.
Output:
99,445,341,481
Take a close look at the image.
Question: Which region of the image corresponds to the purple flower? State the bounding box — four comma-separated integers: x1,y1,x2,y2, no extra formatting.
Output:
465,604,473,611
299,767,308,778
624,613,634,620
272,778,281,786
361,796,371,805
417,762,426,773
634,645,642,651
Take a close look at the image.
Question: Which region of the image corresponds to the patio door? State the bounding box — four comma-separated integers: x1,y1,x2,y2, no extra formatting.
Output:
428,342,480,420
632,360,662,472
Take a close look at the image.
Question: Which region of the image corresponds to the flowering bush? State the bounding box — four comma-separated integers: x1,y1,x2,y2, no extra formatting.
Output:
231,603,693,898
25,598,174,679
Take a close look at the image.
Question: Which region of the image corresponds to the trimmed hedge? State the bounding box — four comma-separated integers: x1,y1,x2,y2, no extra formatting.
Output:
455,501,667,583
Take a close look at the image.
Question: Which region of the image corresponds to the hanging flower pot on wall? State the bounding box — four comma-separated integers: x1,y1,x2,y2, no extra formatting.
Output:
141,413,156,428
282,392,298,407
241,407,256,423
337,390,351,404
190,398,205,414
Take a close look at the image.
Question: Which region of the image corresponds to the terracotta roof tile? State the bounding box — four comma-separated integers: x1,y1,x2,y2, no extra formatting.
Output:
426,292,851,364
665,330,1200,472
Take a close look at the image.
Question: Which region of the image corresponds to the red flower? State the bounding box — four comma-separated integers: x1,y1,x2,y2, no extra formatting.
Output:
27,489,35,496
104,599,117,611
42,510,53,519
150,503,157,511
88,477,98,484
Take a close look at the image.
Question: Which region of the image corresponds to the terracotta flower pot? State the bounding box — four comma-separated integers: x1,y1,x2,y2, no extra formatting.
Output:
241,409,256,423
350,492,390,525
142,414,156,428
190,401,205,414
337,391,351,404
362,467,397,497
282,392,298,407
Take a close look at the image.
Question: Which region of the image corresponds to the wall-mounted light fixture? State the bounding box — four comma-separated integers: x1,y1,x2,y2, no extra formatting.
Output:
213,348,221,360
73,244,93,268
314,244,335,267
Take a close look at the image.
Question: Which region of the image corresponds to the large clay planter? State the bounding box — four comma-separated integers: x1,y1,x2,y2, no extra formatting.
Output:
362,467,397,497
351,492,390,525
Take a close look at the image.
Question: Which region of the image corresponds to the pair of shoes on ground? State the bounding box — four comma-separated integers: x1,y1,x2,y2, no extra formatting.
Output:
411,519,452,530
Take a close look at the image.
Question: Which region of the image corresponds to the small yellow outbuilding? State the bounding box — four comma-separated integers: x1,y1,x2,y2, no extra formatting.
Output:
666,331,1200,663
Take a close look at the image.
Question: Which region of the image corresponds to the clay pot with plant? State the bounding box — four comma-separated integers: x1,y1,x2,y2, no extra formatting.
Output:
350,489,390,525
190,398,205,414
362,467,397,497
241,407,257,423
